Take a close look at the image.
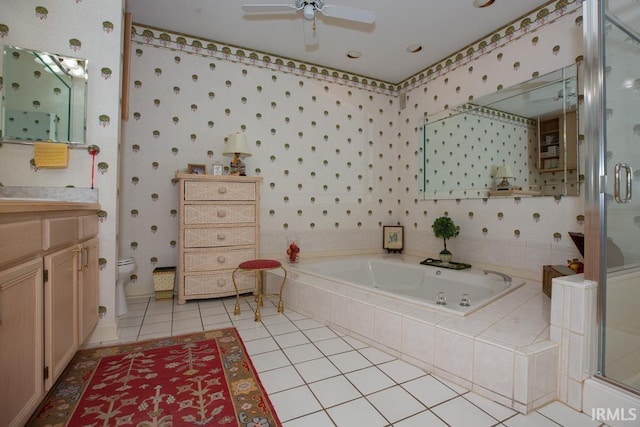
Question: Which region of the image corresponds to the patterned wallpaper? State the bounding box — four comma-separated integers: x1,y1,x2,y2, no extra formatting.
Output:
122,1,585,297
0,1,124,340
0,1,586,306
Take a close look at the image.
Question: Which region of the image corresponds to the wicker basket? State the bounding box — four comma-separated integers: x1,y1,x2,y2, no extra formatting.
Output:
153,266,176,300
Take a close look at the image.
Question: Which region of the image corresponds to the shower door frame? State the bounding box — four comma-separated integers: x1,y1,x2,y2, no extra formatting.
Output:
583,0,640,396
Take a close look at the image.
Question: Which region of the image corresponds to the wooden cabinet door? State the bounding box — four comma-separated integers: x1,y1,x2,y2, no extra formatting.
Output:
44,246,78,391
78,238,99,343
0,258,44,427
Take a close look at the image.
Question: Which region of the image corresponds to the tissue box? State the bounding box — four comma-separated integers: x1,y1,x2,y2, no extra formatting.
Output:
153,266,176,300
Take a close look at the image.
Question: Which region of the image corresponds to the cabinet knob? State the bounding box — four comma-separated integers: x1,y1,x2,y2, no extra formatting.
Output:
217,256,226,263
217,233,226,240
217,210,227,218
218,187,228,194
217,279,226,287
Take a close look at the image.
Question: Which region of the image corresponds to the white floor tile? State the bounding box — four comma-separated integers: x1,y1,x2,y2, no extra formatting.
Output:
295,358,341,383
431,396,499,427
266,321,299,336
261,313,290,325
139,321,172,335
536,401,602,427
117,316,144,328
236,325,271,342
432,374,469,394
283,343,324,364
464,391,517,422
202,313,232,327
394,410,449,426
173,309,201,321
142,312,172,324
282,410,334,427
359,346,396,364
308,376,362,408
328,351,372,373
377,359,427,383
315,337,354,356
402,375,459,408
118,326,140,339
204,322,233,331
342,335,368,349
199,305,228,317
284,311,307,321
327,397,388,427
273,331,310,348
294,318,325,330
367,385,426,423
233,318,263,331
503,411,564,427
346,366,395,395
303,327,339,342
119,308,147,319
269,385,323,422
243,337,280,355
172,317,202,330
258,365,305,394
172,325,204,336
250,350,291,373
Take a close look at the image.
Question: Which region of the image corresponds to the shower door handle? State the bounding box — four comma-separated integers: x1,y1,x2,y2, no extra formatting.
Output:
614,163,632,203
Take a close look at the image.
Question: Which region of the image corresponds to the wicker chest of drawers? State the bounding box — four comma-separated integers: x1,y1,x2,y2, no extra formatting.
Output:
177,174,262,304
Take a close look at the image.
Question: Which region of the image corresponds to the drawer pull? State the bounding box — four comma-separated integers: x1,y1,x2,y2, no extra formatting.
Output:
217,233,226,240
217,279,227,287
217,210,227,218
217,255,226,263
218,187,228,194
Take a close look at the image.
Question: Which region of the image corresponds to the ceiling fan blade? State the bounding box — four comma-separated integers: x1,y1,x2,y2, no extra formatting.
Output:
241,4,298,13
303,19,318,45
320,4,375,24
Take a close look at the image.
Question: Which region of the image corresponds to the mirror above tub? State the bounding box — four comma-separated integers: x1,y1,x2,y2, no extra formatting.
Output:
419,64,580,200
1,45,88,144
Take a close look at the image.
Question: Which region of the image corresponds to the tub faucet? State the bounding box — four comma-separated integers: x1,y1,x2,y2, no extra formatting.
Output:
483,269,512,284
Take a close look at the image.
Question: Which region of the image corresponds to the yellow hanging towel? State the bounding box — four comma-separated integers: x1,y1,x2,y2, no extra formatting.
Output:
34,142,69,168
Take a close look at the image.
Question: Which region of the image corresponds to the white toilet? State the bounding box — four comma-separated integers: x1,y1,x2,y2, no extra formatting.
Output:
116,258,136,316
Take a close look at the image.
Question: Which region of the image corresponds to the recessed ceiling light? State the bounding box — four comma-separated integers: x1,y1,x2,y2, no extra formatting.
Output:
406,44,422,53
473,0,495,8
346,50,362,59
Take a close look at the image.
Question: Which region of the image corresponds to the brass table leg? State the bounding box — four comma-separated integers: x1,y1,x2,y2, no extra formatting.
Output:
232,267,241,316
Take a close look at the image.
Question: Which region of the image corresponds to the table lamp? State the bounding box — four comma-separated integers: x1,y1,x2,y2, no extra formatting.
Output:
223,132,251,176
495,165,514,190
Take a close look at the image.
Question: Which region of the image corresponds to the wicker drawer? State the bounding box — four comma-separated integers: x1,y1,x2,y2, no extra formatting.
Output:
184,181,255,201
184,270,254,296
184,226,255,248
184,247,255,272
183,204,255,225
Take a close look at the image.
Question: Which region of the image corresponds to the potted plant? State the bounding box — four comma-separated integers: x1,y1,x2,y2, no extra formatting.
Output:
432,216,459,263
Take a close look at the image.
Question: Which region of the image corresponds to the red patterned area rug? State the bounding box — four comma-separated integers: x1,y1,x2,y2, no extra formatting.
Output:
27,328,281,426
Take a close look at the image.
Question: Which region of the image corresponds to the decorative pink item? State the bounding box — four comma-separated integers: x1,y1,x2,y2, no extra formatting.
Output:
286,241,300,263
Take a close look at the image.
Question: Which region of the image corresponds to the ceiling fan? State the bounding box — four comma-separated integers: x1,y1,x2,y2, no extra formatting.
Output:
241,0,375,46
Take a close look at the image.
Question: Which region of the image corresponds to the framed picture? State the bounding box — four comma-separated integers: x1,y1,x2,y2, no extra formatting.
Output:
187,163,206,175
211,162,224,176
383,225,404,253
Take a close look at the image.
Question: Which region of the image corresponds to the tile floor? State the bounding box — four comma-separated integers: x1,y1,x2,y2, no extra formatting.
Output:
106,295,609,427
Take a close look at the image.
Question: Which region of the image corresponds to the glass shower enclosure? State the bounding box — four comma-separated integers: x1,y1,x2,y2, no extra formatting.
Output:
584,0,640,395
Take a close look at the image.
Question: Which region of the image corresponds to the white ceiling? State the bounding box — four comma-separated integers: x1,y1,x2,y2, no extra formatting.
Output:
125,0,552,84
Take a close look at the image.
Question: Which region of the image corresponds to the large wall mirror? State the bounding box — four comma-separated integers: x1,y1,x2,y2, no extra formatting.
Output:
419,64,580,200
1,45,88,144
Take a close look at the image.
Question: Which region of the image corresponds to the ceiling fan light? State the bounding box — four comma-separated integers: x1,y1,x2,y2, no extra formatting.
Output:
473,0,495,8
303,4,315,20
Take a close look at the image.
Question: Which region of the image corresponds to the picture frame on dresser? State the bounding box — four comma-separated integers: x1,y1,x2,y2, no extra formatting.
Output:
187,163,206,174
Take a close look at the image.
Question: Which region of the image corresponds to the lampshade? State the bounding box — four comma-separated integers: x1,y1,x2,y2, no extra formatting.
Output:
223,132,252,157
495,165,514,179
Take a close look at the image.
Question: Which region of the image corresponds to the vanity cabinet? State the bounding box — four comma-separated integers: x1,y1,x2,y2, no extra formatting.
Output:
0,206,99,427
177,174,262,304
538,111,577,173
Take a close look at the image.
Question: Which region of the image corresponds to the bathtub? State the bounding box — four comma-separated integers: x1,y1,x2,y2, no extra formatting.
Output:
293,257,524,316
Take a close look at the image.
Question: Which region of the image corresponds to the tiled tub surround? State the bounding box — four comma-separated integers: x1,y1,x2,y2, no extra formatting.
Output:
264,254,558,414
